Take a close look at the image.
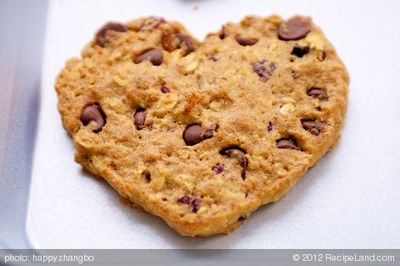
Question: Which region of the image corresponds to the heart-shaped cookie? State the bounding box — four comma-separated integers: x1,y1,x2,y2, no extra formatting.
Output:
56,15,349,236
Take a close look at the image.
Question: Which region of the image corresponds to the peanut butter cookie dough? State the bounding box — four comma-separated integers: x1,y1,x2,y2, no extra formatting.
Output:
55,15,349,236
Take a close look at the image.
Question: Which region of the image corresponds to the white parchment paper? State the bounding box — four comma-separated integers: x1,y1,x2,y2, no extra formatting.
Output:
27,0,400,248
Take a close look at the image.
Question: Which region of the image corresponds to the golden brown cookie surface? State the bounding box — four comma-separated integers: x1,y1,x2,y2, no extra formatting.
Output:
55,15,349,236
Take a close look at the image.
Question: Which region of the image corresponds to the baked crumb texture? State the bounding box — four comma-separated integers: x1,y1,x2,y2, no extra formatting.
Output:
55,15,349,236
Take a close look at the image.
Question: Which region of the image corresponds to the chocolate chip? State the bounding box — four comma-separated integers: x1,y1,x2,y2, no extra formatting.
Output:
134,49,163,66
177,195,201,213
183,124,218,146
252,61,267,81
134,109,146,130
276,138,301,150
136,16,167,31
177,195,192,204
191,198,201,213
278,17,311,41
152,17,166,29
235,35,258,46
220,147,248,179
143,172,151,182
162,32,196,54
238,215,247,222
291,44,310,58
241,157,249,179
80,103,106,133
252,60,276,82
162,197,168,201
140,17,167,31
212,164,224,174
183,124,203,145
95,22,127,47
161,86,170,93
307,87,328,100
318,51,327,61
175,33,196,53
219,26,228,39
302,119,325,135
267,122,273,132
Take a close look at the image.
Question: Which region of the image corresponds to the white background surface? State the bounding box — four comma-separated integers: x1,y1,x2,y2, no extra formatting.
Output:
27,0,400,248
